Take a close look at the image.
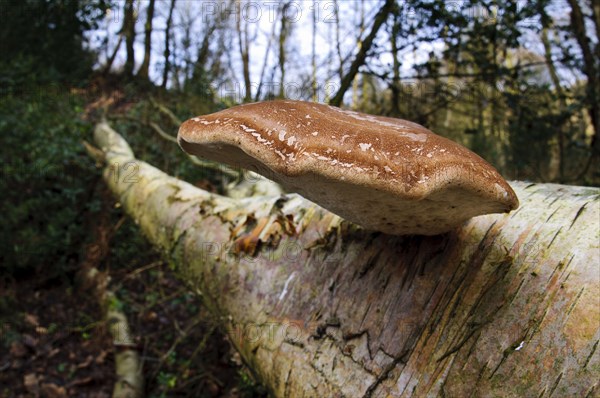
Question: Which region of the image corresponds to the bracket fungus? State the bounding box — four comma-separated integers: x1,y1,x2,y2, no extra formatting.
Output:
178,100,518,235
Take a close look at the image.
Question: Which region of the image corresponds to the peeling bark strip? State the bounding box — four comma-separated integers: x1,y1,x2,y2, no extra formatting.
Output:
93,122,600,397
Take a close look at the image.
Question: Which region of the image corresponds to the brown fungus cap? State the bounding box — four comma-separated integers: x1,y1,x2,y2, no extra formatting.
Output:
178,100,518,235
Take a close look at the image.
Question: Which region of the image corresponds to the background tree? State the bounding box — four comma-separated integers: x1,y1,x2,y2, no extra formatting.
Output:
137,0,155,80
236,0,253,102
565,0,600,174
277,2,293,99
329,0,395,106
123,0,136,77
161,0,177,88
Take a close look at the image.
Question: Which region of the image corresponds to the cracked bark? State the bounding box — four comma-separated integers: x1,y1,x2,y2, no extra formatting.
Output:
93,122,599,397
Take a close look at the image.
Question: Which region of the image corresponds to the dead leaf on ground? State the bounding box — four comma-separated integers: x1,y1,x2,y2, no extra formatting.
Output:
144,311,158,321
40,383,67,398
10,341,27,358
47,347,60,358
67,376,94,387
24,373,40,396
206,379,221,396
95,350,108,364
87,392,110,398
76,355,94,369
24,313,39,327
22,333,38,348
35,326,48,335
10,358,24,370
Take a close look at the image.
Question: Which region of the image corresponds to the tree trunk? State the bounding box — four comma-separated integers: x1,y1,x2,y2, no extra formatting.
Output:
93,122,599,397
186,14,226,94
192,21,219,84
329,0,395,107
389,11,401,117
255,18,277,101
278,2,291,99
123,0,136,77
137,0,155,80
352,0,365,110
567,0,600,161
538,0,566,182
311,0,318,102
161,0,176,89
333,0,343,82
103,35,123,74
236,0,252,102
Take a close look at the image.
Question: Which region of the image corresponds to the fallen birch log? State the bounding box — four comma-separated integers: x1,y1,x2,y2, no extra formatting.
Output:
92,121,599,397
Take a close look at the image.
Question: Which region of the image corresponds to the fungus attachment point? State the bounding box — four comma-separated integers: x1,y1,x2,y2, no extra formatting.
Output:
178,100,518,235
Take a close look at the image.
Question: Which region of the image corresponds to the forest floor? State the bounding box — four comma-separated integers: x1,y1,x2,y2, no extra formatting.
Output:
0,254,266,397
0,275,115,398
0,182,266,397
0,77,267,397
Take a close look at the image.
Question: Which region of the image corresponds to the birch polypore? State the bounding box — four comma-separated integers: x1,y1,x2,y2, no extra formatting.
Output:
94,122,599,397
178,100,518,235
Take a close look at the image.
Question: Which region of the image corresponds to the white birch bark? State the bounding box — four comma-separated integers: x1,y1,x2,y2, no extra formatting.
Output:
93,122,599,397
